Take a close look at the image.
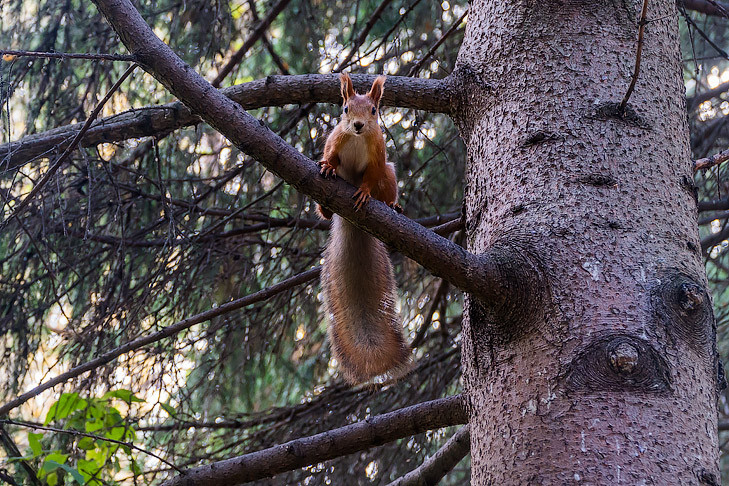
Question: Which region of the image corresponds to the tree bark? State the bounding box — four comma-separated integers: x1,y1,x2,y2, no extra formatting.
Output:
453,0,720,484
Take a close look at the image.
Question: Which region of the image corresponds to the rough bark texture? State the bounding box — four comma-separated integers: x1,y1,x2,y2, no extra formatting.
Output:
453,0,720,483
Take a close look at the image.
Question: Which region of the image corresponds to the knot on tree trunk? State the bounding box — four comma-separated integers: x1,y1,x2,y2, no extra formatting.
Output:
653,272,714,353
564,333,672,394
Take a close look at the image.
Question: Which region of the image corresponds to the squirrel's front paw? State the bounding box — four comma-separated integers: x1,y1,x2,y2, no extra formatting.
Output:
389,202,403,213
320,161,337,179
353,187,371,210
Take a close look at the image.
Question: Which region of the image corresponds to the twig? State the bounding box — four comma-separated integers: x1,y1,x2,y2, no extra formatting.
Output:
682,11,729,60
159,395,467,486
335,0,395,72
387,424,471,486
0,49,135,62
619,0,650,112
694,147,729,171
211,0,292,87
0,425,41,486
247,0,290,75
0,63,137,230
0,267,320,416
407,8,468,78
0,419,182,473
683,0,729,17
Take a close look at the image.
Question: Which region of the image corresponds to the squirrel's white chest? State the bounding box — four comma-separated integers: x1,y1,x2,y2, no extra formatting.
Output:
337,136,369,183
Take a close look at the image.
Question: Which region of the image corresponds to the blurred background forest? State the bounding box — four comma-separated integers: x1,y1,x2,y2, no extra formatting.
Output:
1,0,729,484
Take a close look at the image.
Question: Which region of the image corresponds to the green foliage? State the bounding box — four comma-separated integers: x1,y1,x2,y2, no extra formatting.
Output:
15,391,143,485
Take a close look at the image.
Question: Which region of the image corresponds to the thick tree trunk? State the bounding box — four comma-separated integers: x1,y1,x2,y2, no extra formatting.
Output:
453,0,721,483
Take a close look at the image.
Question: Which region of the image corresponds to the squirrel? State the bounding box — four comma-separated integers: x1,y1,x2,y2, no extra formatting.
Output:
317,73,411,384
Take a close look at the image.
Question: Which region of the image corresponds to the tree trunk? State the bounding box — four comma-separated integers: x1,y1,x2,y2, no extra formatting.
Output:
453,0,721,483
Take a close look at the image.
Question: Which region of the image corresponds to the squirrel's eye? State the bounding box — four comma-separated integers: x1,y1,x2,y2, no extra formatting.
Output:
371,106,376,115
344,106,348,114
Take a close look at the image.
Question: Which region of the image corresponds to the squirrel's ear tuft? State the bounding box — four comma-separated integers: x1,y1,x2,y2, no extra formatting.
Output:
368,76,386,106
340,73,355,103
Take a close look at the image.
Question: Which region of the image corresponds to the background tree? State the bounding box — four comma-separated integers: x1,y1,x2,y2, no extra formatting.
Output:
0,0,729,484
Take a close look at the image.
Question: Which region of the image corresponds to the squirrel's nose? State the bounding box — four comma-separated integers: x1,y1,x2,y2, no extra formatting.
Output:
354,121,364,131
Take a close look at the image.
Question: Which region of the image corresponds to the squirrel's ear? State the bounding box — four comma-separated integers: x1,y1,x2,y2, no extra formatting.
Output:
368,76,386,106
340,73,355,102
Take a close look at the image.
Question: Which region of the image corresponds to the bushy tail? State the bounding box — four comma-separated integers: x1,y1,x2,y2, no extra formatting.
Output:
322,216,411,383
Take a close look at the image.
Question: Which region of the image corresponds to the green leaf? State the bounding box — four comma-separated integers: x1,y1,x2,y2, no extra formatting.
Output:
85,417,104,433
107,426,126,441
77,437,95,450
43,452,68,467
56,463,85,484
28,432,43,457
44,393,88,425
160,402,177,417
41,459,63,474
103,389,144,403
78,458,100,479
47,472,58,486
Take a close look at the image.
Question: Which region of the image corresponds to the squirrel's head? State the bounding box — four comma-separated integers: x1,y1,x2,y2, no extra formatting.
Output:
339,72,385,135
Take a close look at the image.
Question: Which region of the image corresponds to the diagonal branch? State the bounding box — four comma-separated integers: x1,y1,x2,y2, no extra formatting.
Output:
0,64,137,228
387,424,470,486
88,0,527,309
0,74,453,170
683,0,729,16
0,267,321,416
211,0,292,87
159,395,467,486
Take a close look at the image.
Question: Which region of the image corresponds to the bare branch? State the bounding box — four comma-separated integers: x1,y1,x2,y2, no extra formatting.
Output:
0,49,135,62
683,0,729,17
0,267,320,416
694,147,729,171
407,8,468,78
211,0,292,87
619,0,649,112
0,64,138,228
159,395,467,486
387,424,470,486
335,0,395,71
0,75,452,170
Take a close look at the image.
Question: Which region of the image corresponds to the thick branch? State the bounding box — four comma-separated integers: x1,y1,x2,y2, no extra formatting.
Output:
1,74,452,169
159,395,467,486
387,424,471,486
90,0,516,306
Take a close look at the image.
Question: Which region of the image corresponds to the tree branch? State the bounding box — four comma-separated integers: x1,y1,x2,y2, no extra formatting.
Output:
89,0,523,309
0,267,321,416
0,74,452,170
0,64,138,229
211,0,292,87
387,424,470,486
159,395,467,486
694,147,729,171
683,0,729,17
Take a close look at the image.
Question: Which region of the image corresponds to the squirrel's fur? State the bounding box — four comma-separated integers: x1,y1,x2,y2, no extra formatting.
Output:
318,73,410,383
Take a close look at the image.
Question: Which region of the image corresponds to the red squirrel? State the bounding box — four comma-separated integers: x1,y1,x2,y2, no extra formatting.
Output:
318,73,410,383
